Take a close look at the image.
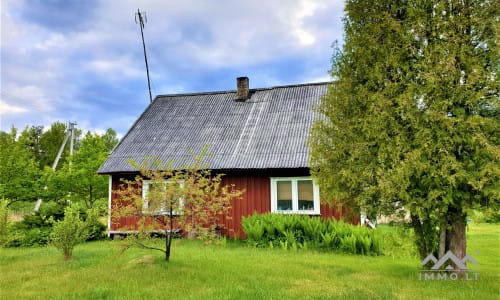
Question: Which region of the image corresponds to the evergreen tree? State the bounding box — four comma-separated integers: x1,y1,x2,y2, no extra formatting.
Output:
310,0,499,262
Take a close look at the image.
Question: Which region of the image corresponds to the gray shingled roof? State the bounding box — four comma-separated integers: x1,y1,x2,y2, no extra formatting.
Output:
98,82,328,174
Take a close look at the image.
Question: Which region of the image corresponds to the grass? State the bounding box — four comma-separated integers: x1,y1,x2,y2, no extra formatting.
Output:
0,223,498,300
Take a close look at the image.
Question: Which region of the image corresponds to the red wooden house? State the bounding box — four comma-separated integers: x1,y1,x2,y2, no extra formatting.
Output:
98,77,357,238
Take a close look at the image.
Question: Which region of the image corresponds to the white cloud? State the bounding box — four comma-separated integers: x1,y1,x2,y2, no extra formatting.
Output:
86,55,142,80
1,84,54,113
279,0,320,46
1,0,345,135
0,101,28,115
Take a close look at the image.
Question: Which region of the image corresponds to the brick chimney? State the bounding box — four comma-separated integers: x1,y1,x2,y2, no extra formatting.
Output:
236,77,249,101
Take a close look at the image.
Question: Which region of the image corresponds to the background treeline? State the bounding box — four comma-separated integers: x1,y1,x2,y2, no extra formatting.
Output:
1,121,117,209
0,121,118,246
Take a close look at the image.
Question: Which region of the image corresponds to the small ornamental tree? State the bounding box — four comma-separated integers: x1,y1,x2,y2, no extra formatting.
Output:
114,148,243,261
179,161,241,241
50,205,90,260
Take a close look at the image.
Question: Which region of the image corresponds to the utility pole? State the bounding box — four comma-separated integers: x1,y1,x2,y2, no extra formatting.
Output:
52,122,76,170
36,121,77,211
135,9,153,103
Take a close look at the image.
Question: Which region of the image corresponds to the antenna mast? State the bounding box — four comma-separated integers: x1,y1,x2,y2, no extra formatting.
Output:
135,9,153,103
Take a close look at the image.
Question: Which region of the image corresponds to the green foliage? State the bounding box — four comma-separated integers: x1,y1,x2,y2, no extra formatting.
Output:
469,208,500,224
38,122,80,169
0,127,42,203
0,200,10,246
1,122,117,210
242,213,382,255
310,0,499,258
50,205,90,260
377,224,416,258
82,207,106,241
115,147,243,261
4,202,104,248
9,228,52,248
43,130,117,208
6,201,66,247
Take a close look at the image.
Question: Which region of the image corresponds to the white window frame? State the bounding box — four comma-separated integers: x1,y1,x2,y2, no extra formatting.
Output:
142,180,184,216
270,177,320,215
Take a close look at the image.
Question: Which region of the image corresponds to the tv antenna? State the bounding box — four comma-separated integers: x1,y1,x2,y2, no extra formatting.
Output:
135,9,153,103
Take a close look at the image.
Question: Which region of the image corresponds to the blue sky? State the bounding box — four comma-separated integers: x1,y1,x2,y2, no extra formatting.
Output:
1,0,345,136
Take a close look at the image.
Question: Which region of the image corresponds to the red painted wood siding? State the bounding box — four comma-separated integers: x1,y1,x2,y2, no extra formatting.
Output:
109,172,357,238
220,175,271,238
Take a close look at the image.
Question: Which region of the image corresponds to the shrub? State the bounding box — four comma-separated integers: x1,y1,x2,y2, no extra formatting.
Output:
469,208,500,224
50,205,90,260
5,202,105,248
82,207,106,241
5,201,66,247
0,200,10,246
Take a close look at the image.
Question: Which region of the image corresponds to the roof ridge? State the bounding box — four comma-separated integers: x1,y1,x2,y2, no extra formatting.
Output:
155,81,331,100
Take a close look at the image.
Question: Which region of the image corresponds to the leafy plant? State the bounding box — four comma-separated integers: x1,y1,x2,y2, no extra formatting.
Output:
0,200,10,246
50,205,90,260
242,213,382,255
241,216,264,244
114,147,244,261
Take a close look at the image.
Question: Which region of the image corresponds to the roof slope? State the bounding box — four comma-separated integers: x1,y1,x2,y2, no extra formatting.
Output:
98,82,328,174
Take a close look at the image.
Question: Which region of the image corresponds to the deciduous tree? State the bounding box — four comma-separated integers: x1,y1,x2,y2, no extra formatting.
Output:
0,127,42,204
115,148,243,261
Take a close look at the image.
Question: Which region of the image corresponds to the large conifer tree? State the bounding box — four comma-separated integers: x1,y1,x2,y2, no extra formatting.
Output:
310,0,498,261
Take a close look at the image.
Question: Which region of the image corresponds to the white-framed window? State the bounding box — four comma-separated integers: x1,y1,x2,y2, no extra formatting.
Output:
142,180,184,215
270,177,320,214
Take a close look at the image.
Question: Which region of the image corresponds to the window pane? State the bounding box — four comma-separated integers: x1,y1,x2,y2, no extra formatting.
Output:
298,180,314,211
277,181,292,211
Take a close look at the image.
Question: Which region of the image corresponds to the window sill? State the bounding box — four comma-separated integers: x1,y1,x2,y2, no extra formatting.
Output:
142,211,182,216
272,210,320,215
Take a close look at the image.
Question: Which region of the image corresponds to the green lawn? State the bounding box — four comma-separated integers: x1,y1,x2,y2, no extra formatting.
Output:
0,223,498,300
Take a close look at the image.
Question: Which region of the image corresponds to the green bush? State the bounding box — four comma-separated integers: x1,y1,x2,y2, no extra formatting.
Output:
5,202,66,247
0,200,10,246
242,213,382,255
83,207,106,241
50,205,90,260
4,202,105,248
377,224,416,258
469,208,500,224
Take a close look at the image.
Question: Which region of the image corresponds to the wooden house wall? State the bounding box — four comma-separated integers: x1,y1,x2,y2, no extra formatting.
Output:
109,171,357,238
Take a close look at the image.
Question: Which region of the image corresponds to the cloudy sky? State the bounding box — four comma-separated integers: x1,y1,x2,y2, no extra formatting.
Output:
1,0,345,136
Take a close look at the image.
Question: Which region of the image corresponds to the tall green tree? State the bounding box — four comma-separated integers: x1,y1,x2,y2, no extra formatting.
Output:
310,0,499,262
38,122,81,170
44,129,118,208
102,128,119,152
38,122,67,169
0,127,42,204
67,131,116,208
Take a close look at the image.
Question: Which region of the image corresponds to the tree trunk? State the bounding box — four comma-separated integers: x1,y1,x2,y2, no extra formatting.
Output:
411,213,439,260
165,230,171,261
446,206,467,269
165,202,174,261
438,219,447,259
